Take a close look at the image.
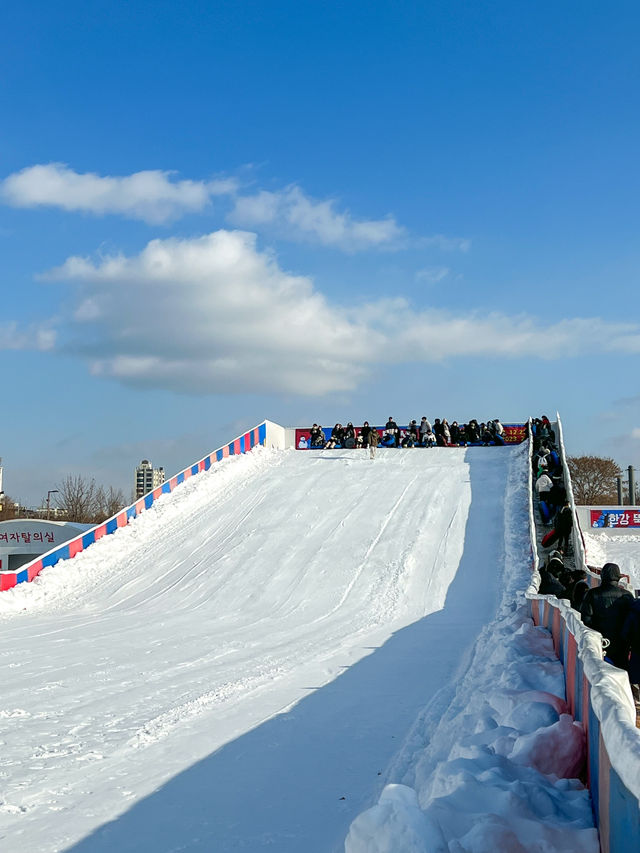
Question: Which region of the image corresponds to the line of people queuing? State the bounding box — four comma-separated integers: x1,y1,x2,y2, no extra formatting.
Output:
305,417,508,452
533,415,640,708
540,551,640,707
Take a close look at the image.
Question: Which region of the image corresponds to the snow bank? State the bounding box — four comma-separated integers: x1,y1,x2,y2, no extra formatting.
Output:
346,442,599,853
346,602,597,853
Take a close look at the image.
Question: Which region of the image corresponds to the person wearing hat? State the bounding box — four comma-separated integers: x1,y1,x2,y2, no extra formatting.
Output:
580,563,634,668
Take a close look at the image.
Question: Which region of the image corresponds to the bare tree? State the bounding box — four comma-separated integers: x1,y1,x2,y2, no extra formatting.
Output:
567,456,621,505
0,494,18,520
55,475,98,523
93,485,127,522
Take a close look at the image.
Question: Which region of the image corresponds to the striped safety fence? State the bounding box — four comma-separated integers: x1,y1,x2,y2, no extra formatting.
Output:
0,422,268,592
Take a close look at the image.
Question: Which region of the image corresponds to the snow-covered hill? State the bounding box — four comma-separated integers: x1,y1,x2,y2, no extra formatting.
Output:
0,444,585,852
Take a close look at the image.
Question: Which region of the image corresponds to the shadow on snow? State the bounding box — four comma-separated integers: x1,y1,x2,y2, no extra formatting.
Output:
64,450,511,853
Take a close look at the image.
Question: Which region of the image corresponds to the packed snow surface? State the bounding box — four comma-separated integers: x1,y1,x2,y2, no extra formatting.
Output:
0,445,595,852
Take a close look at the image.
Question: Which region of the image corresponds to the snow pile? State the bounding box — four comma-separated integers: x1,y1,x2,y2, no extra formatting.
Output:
346,443,598,853
346,605,597,853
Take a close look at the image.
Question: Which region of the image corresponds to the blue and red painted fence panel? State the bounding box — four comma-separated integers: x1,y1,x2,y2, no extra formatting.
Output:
530,596,640,852
0,421,269,592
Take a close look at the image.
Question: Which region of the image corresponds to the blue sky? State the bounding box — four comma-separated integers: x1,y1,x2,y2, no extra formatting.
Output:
1,1,639,504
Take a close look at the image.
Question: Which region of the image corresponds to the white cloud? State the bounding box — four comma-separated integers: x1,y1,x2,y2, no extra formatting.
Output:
46,230,379,395
1,163,237,224
631,428,640,440
228,185,407,251
43,230,640,396
415,266,450,284
0,322,56,351
2,164,471,256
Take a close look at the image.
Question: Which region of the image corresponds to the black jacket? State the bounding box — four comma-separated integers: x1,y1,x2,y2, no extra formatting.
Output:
555,506,573,535
538,569,566,597
581,569,633,666
622,599,640,684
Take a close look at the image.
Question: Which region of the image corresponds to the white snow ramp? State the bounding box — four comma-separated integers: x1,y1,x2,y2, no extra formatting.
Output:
1,445,517,852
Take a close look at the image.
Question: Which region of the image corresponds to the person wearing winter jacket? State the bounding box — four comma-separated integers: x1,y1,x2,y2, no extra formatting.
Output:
538,565,566,597
466,420,480,443
535,473,554,500
554,501,574,552
368,427,379,459
343,422,356,448
580,563,634,668
359,422,372,448
621,597,640,704
569,570,590,611
384,417,400,447
325,423,344,449
309,424,324,448
419,417,432,444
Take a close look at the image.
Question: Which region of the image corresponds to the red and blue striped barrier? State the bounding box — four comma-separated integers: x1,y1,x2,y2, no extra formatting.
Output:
0,422,268,591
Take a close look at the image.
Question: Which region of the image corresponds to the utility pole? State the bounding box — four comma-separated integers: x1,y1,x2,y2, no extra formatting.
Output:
46,489,59,520
629,466,637,507
616,476,623,506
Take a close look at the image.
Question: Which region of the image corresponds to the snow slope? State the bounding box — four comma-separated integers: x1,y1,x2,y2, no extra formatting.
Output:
1,445,528,851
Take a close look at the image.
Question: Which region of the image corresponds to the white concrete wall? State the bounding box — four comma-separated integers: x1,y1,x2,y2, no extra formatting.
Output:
264,420,288,450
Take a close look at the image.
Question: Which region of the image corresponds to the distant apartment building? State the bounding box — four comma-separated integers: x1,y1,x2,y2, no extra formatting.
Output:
135,460,165,500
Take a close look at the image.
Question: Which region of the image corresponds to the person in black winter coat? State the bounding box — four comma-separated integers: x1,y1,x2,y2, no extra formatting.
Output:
466,420,480,443
309,424,324,448
621,598,640,704
359,422,372,448
580,563,634,668
325,423,344,449
569,570,590,611
538,566,566,597
343,422,356,448
554,501,573,552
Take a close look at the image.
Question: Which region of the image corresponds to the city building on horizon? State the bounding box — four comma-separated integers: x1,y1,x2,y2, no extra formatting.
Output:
135,460,165,500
